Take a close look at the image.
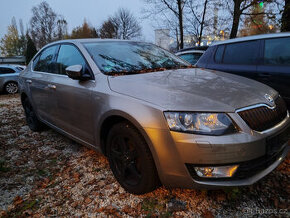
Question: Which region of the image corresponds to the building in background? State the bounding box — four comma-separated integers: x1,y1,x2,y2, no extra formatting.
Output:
0,56,26,65
155,29,171,50
155,28,227,52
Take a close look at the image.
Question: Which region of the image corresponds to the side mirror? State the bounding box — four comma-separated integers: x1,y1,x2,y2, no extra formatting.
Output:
65,65,83,80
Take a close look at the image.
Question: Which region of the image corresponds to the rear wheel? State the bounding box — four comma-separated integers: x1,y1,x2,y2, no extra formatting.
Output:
22,98,45,132
106,122,160,194
5,82,18,94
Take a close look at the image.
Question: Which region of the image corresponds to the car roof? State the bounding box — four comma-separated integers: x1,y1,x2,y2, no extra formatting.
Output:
211,32,290,46
0,64,17,68
38,38,154,53
177,46,208,52
47,38,140,46
175,50,204,55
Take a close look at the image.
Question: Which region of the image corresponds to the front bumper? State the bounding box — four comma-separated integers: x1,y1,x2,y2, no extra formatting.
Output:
187,144,288,187
145,114,290,189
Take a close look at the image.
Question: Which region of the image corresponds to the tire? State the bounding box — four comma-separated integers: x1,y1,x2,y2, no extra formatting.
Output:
106,122,160,194
22,98,45,132
5,82,18,94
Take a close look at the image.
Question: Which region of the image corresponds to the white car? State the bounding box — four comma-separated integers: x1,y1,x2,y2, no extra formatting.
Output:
176,46,208,65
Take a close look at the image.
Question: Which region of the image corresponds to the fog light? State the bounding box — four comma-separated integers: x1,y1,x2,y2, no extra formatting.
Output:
194,165,238,178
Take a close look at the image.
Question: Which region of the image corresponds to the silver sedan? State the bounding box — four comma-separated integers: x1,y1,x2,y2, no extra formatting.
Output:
19,39,289,194
0,65,25,94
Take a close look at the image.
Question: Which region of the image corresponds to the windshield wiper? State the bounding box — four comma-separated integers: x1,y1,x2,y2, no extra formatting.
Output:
106,65,196,76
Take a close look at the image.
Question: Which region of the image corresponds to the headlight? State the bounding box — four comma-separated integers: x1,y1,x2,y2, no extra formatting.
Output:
164,112,236,135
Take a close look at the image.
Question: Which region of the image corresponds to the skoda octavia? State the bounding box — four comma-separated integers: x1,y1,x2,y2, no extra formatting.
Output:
19,39,290,194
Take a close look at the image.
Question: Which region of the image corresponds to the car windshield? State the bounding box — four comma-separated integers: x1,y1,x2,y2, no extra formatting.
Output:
83,41,190,75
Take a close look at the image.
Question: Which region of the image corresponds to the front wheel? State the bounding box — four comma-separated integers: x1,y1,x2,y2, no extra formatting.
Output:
22,98,45,132
106,122,160,194
5,82,18,94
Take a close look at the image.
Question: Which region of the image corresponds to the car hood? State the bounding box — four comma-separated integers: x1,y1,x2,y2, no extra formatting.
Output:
108,68,278,112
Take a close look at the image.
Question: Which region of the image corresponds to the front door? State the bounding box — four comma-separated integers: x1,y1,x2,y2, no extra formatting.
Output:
52,44,95,144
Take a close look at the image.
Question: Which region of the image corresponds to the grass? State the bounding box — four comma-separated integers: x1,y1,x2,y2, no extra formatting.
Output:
37,169,49,177
0,160,10,173
141,198,172,217
223,187,241,200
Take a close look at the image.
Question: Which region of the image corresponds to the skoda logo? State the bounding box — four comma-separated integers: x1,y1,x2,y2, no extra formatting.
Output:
264,94,274,104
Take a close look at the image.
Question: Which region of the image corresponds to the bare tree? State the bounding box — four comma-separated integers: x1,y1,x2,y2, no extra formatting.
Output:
29,1,58,48
19,19,25,36
56,17,68,40
185,0,210,45
144,0,186,49
99,19,118,39
227,0,278,38
110,8,142,40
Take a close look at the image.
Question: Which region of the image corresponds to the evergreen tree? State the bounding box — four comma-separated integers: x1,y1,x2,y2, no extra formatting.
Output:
25,34,37,64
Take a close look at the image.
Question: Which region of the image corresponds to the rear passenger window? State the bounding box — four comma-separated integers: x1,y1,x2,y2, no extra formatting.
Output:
223,41,259,65
56,44,88,75
214,45,225,63
0,67,15,74
264,37,290,65
34,45,58,73
179,53,203,65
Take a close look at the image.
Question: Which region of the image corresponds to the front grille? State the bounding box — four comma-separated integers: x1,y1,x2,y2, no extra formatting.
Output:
238,96,288,131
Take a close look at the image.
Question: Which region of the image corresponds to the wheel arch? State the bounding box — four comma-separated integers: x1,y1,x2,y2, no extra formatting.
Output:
98,110,162,177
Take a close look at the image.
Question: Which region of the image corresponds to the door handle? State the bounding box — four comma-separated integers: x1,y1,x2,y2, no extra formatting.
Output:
26,79,32,84
47,84,56,90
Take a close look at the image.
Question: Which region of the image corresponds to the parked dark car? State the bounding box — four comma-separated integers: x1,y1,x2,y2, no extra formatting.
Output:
196,33,290,108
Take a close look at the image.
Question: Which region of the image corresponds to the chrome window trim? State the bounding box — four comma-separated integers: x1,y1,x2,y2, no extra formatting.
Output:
29,67,96,83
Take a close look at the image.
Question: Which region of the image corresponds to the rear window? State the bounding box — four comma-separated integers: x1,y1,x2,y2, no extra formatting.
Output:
178,53,203,65
0,67,15,74
223,41,259,65
264,37,290,66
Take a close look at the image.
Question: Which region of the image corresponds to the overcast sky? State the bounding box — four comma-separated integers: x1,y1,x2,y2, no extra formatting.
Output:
0,0,155,42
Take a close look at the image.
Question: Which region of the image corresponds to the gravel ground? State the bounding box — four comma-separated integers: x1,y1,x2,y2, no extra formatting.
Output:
0,94,289,217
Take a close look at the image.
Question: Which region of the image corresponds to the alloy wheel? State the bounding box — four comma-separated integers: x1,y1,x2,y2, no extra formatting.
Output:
5,82,18,94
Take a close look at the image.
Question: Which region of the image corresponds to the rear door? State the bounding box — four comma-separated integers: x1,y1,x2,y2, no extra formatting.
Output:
51,43,95,144
257,37,290,106
207,41,260,80
28,45,59,123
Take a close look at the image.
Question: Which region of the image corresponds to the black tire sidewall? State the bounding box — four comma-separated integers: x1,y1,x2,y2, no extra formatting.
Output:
23,98,43,132
106,122,159,194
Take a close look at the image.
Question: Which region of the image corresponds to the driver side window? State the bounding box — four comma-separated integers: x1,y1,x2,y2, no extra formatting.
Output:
56,44,89,75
